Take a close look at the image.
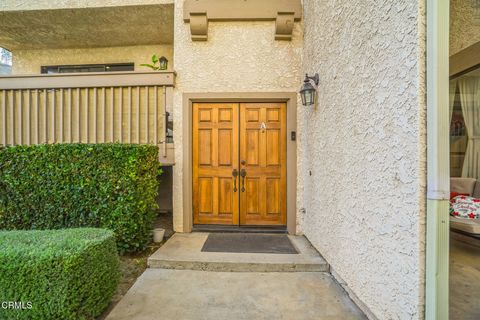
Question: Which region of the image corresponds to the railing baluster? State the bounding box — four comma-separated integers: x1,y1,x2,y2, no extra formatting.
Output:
145,86,149,144
76,88,80,142
34,90,39,144
59,89,63,143
10,90,15,145
93,87,97,143
51,89,55,143
102,87,107,143
119,87,123,142
43,90,47,143
85,88,89,143
26,90,30,145
154,86,158,145
110,87,114,142
2,90,6,145
68,88,72,142
128,87,132,143
136,86,140,144
18,90,22,145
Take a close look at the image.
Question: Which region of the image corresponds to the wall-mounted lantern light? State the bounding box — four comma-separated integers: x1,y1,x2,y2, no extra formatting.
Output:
159,56,168,70
299,73,319,106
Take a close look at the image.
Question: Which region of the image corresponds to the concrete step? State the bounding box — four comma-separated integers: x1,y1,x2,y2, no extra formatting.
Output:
148,232,329,272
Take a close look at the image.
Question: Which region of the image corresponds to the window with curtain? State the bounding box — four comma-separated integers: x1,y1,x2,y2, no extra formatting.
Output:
450,67,480,178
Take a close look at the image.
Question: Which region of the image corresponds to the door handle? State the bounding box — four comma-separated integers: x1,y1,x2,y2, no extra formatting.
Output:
232,169,238,192
240,169,246,192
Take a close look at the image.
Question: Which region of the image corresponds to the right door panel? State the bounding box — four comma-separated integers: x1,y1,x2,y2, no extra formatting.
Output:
239,103,287,226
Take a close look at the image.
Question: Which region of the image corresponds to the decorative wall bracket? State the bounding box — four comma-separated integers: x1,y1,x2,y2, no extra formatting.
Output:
183,0,302,41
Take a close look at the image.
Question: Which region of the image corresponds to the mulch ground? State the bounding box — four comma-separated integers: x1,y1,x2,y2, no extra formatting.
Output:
98,211,173,320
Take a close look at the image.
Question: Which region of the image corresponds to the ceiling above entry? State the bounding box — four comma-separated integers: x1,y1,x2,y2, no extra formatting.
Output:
0,4,174,50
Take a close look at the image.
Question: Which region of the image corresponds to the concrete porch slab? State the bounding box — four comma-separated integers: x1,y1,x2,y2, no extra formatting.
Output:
105,269,366,320
147,232,329,272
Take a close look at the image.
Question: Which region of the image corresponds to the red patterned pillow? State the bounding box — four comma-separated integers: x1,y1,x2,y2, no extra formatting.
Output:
450,192,469,200
450,195,480,219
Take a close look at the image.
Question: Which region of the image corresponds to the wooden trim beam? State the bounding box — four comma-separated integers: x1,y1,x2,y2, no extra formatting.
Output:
183,0,301,41
0,71,176,90
450,41,480,78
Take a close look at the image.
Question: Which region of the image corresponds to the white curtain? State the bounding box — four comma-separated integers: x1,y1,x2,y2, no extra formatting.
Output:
459,77,480,178
450,79,457,122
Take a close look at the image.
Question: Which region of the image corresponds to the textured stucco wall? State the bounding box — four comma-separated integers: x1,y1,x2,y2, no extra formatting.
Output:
171,0,303,231
450,0,480,55
1,0,172,11
11,44,173,74
300,1,426,319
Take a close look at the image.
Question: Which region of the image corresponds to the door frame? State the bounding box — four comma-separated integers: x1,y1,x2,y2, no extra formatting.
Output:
426,0,449,319
182,92,298,234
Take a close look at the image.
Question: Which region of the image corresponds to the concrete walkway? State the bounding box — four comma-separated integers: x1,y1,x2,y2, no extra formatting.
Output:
106,233,366,320
106,269,366,320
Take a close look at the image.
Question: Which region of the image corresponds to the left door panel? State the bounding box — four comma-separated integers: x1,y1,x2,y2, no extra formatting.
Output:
193,103,239,225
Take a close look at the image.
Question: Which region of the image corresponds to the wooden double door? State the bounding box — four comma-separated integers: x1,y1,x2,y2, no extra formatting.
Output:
193,102,287,226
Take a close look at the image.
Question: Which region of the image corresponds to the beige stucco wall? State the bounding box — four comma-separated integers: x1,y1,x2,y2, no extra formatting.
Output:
300,1,426,319
171,1,303,231
450,0,480,55
11,45,173,74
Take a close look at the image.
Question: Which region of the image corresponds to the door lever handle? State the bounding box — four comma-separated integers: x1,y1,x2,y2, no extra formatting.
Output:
240,169,246,192
232,169,238,192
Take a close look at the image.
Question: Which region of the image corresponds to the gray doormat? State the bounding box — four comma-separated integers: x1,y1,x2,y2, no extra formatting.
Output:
201,233,298,254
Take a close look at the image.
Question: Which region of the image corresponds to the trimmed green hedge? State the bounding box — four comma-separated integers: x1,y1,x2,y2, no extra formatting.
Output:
0,143,159,253
0,228,120,320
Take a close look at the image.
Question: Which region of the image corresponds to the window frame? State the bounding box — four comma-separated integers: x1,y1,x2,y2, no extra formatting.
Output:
40,63,134,74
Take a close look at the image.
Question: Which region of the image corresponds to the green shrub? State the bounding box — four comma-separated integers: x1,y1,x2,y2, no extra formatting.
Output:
0,143,159,253
0,228,120,320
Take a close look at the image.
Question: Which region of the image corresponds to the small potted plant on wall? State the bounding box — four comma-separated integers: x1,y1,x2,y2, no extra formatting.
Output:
141,54,168,71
